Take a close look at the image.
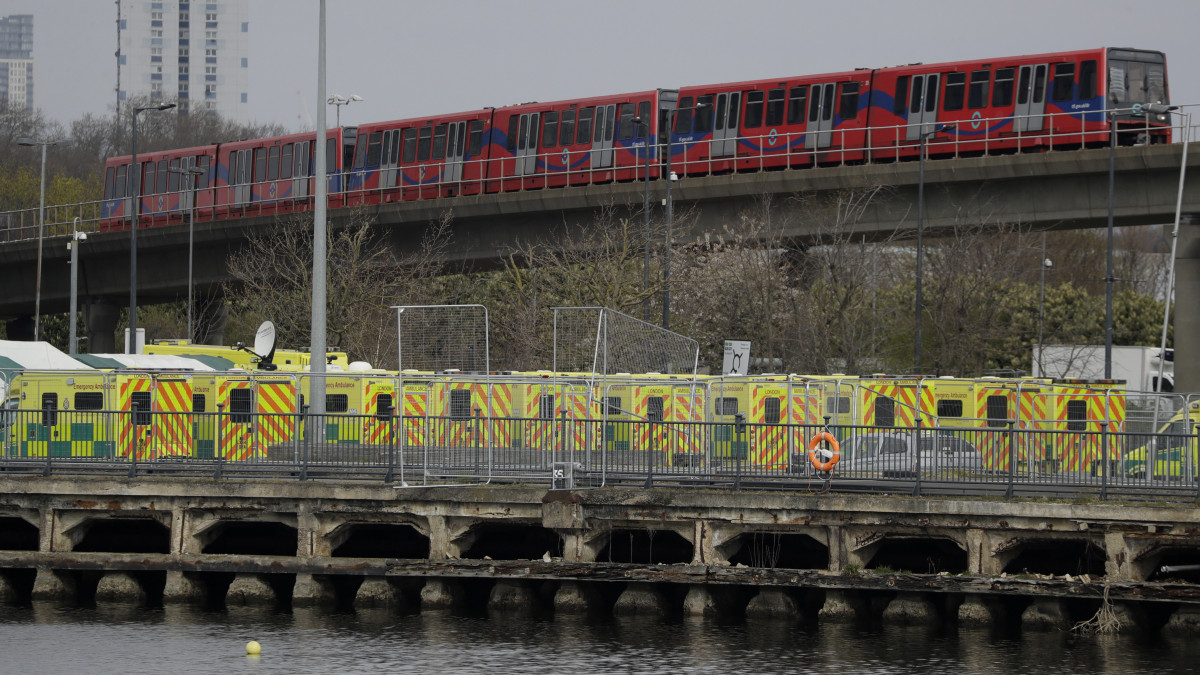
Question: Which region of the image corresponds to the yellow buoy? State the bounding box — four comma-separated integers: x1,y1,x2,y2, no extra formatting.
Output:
246,641,262,655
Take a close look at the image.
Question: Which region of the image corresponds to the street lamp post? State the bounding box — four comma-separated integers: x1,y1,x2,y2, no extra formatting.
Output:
662,102,708,331
1104,110,1119,379
129,102,176,354
68,218,85,354
1037,231,1053,374
327,93,362,128
914,125,953,375
17,137,65,341
170,164,206,343
631,116,652,321
1144,103,1187,392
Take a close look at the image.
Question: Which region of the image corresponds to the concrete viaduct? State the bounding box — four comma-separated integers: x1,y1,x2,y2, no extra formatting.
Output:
0,143,1196,382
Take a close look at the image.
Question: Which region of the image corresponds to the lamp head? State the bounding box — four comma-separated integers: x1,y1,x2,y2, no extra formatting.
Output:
17,137,35,147
349,95,363,102
1043,258,1053,269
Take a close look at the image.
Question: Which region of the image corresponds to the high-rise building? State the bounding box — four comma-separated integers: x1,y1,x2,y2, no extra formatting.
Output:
118,1,248,121
0,14,34,111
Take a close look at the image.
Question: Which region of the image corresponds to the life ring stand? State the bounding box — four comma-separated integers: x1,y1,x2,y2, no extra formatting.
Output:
808,432,841,472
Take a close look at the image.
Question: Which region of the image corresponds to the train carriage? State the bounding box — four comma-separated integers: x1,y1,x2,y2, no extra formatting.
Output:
213,128,350,220
100,144,218,232
866,47,1170,161
346,109,492,203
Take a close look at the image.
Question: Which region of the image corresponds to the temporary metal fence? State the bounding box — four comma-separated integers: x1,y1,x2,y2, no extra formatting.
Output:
3,404,1198,501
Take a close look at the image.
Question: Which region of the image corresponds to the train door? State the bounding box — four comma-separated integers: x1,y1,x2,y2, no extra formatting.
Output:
805,82,837,149
293,140,311,200
711,91,740,158
515,112,541,177
234,148,253,207
444,121,467,187
905,74,941,141
591,104,616,169
380,129,400,189
1015,63,1049,132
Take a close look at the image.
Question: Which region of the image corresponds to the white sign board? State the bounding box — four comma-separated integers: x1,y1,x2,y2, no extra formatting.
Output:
723,340,751,376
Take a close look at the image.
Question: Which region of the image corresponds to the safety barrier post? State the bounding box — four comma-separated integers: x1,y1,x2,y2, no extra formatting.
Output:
385,408,395,484
1194,423,1199,501
214,403,224,480
42,402,53,477
299,403,310,482
912,416,923,498
473,407,482,477
127,402,139,479
1100,421,1109,501
734,412,746,491
1005,420,1015,499
643,415,654,490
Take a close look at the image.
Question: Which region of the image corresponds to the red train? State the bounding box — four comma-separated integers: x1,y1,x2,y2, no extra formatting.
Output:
100,47,1171,232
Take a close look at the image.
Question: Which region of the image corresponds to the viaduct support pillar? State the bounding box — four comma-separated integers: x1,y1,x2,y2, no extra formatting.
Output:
85,299,120,353
1175,215,1200,392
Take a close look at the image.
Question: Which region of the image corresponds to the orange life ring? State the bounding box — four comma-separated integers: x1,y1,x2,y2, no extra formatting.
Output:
808,432,841,472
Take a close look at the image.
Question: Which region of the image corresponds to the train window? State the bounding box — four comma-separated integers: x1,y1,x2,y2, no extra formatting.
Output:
376,394,394,418
821,84,834,121
592,106,606,143
839,82,860,118
909,77,923,113
559,110,576,146
674,96,695,133
267,146,279,180
279,145,291,179
728,92,741,127
449,390,471,419
647,397,664,422
41,393,57,427
577,107,593,144
104,167,114,199
454,122,466,156
298,142,310,178
254,149,266,185
229,388,253,424
366,131,383,167
765,397,782,424
467,121,484,156
936,400,963,417
765,88,785,126
157,160,168,194
432,124,447,160
1079,60,1098,99
893,76,909,115
603,397,622,415
402,129,417,163
75,392,103,411
826,396,850,414
717,397,738,415
192,394,205,413
716,94,728,129
539,394,555,419
542,111,558,148
141,162,154,195
132,391,152,426
943,73,966,111
1017,68,1031,105
604,105,616,141
637,101,650,134
968,70,990,109
695,95,715,132
874,397,895,427
198,156,211,188
326,394,349,413
1066,400,1087,432
985,395,1008,428
617,102,634,140
787,86,807,125
418,125,432,161
114,166,126,198
744,90,764,129
923,78,937,113
1032,65,1046,104
168,158,181,191
1052,63,1075,102
993,67,1015,107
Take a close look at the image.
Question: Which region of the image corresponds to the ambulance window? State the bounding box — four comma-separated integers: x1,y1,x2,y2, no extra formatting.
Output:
74,393,104,411
539,394,555,419
647,397,664,422
192,394,206,412
326,394,349,413
41,393,57,427
985,395,1008,427
131,391,152,426
826,396,851,414
765,397,782,424
717,397,739,415
229,388,253,424
450,390,472,419
376,393,394,418
602,397,622,415
875,397,895,427
1066,400,1087,431
936,400,963,417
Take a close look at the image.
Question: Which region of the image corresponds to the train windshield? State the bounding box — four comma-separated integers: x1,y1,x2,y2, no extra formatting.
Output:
1107,49,1167,108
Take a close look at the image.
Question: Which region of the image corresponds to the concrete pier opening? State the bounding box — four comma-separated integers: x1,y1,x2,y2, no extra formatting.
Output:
1001,539,1106,577
725,533,829,570
866,537,968,574
461,524,562,561
73,518,170,553
200,522,298,556
597,529,692,564
331,524,430,559
0,517,38,550
1147,547,1200,583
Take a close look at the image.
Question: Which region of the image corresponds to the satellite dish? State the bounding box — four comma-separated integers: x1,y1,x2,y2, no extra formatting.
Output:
253,321,277,368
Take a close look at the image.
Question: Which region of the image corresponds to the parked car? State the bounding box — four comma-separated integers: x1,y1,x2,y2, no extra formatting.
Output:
845,431,983,478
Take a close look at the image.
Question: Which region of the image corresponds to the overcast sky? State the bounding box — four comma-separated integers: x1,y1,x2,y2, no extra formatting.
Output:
8,0,1200,131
